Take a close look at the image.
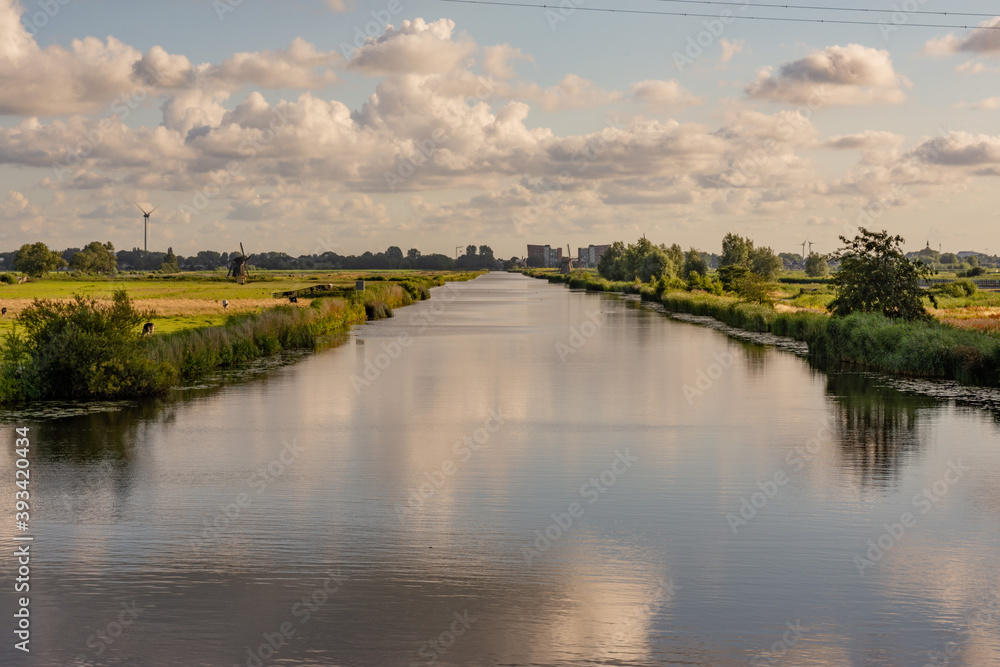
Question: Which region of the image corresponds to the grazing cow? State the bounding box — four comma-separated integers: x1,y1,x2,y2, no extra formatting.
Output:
289,296,298,303
1,307,6,316
222,299,229,309
142,322,154,337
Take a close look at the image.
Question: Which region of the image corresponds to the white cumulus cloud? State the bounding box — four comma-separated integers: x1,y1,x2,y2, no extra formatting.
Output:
746,44,908,107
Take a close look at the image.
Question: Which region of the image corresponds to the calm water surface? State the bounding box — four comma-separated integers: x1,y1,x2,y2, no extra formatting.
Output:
2,272,999,666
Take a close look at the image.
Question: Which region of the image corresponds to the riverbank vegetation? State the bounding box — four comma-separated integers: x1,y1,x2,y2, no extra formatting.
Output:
524,229,1000,386
0,270,478,338
0,271,481,402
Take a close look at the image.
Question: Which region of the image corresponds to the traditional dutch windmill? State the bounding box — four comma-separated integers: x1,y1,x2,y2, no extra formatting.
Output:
227,243,252,284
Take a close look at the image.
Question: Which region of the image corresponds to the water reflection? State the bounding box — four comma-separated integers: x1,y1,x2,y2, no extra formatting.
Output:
2,274,1000,666
740,342,771,377
34,400,169,463
825,373,940,489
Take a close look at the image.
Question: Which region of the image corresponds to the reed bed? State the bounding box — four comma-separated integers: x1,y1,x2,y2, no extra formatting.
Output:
147,298,364,380
518,269,1000,386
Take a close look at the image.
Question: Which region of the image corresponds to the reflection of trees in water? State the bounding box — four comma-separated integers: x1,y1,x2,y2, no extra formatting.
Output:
32,352,309,465
826,373,939,489
36,398,176,464
740,343,769,377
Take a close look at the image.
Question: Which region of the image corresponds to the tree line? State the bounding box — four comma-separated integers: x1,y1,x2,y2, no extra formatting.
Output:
597,228,953,322
597,233,787,294
0,242,507,277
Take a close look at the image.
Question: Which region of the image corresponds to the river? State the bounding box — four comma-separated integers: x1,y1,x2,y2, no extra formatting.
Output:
2,271,999,666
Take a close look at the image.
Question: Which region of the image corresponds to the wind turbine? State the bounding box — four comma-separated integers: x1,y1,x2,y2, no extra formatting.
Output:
134,202,160,253
808,241,817,255
800,240,808,261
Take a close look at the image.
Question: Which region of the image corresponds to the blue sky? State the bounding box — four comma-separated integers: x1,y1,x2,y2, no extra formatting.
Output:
2,0,1000,258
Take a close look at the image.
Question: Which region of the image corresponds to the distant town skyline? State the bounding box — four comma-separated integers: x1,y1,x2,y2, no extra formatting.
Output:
2,1,1000,258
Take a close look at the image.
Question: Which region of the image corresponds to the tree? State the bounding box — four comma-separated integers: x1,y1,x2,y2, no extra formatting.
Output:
466,244,476,257
70,241,117,275
622,236,655,281
749,245,782,279
829,228,932,321
637,246,670,282
160,247,179,273
385,246,404,263
917,246,939,263
804,252,829,277
779,252,801,269
597,241,626,280
407,248,421,260
939,252,958,265
733,272,774,306
683,248,708,277
718,265,751,291
13,242,67,277
188,250,224,270
665,244,685,276
720,233,751,268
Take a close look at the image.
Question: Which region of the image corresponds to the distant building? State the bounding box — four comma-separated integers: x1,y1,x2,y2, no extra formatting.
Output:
576,244,610,269
526,244,563,268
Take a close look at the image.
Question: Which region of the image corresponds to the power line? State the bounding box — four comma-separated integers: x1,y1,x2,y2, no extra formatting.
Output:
436,0,1000,30
650,0,998,20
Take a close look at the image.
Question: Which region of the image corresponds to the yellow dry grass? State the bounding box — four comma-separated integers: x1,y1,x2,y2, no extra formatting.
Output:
930,306,1000,320
774,303,827,315
0,297,311,319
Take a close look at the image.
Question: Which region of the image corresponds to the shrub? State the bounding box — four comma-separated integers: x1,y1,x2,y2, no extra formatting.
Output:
0,290,175,401
364,299,393,320
733,272,775,306
934,279,978,298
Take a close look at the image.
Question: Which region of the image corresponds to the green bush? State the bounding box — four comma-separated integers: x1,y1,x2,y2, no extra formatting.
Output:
0,274,14,284
0,290,175,401
934,279,978,298
364,299,393,320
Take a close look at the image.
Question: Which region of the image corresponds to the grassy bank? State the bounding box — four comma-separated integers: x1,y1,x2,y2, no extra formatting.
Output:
0,271,481,402
522,269,1000,386
147,297,364,382
0,270,482,337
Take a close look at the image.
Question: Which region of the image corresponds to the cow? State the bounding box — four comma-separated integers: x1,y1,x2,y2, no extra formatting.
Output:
142,322,154,337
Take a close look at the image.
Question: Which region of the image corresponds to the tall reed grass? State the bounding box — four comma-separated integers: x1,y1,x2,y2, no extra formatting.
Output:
148,298,364,380
517,269,1000,386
